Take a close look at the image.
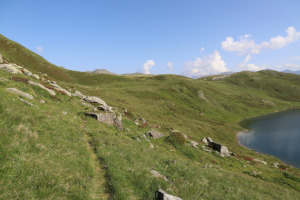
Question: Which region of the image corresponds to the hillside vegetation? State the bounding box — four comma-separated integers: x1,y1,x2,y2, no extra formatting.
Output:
1,34,300,199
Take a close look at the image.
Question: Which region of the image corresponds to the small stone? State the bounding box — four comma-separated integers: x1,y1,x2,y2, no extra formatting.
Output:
253,159,267,165
63,111,68,115
242,165,247,168
39,100,45,103
150,170,168,182
272,162,279,168
145,129,164,139
149,143,154,149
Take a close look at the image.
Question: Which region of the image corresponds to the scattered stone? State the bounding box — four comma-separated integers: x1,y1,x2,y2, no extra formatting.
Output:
6,88,34,100
62,111,68,115
253,159,267,165
72,90,85,99
146,129,164,139
28,81,56,96
262,100,274,105
141,134,150,142
242,165,247,168
201,137,208,144
231,152,236,156
149,143,154,149
50,82,71,96
84,96,107,106
0,63,22,74
39,100,45,103
273,162,279,168
190,141,198,148
31,74,40,80
19,98,34,106
139,118,147,124
150,170,168,182
212,74,230,80
155,189,182,200
206,137,213,143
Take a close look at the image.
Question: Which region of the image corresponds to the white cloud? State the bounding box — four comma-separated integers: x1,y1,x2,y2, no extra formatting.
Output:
236,54,264,71
142,60,155,74
200,47,205,53
221,26,300,55
167,61,173,72
275,63,300,70
183,50,228,77
36,46,44,54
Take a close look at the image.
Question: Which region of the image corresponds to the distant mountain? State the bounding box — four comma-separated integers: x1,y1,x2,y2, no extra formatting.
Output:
192,71,236,79
281,69,300,75
88,69,116,74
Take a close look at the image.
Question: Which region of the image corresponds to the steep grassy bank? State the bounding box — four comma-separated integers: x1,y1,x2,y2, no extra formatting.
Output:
1,34,300,199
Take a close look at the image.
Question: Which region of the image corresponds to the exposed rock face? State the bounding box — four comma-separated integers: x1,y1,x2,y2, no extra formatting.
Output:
98,105,113,112
6,88,34,100
150,170,168,182
0,53,3,63
31,74,40,80
19,98,34,106
72,90,86,99
212,74,230,80
155,189,182,200
209,142,230,157
84,96,107,106
146,129,164,139
0,64,22,74
28,81,56,96
90,69,116,75
206,137,213,143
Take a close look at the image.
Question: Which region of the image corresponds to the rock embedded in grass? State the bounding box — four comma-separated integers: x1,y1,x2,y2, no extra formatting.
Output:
155,189,183,200
0,63,22,74
6,88,34,100
146,129,164,139
150,170,168,182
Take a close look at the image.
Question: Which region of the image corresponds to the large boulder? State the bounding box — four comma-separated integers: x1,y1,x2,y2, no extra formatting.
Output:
155,189,182,200
28,81,56,96
6,88,34,100
85,112,116,125
209,142,230,157
146,129,164,139
0,64,22,74
84,96,107,106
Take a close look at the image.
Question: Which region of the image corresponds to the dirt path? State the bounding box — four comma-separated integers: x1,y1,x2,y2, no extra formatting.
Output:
82,121,110,200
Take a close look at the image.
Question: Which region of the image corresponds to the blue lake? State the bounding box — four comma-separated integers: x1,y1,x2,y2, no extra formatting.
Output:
238,109,300,169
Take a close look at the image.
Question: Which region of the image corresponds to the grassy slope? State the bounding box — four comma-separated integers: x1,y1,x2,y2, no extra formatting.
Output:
1,34,300,199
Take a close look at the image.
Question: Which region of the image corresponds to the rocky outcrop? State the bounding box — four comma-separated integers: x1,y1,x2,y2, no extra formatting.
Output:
155,189,183,200
50,82,71,96
146,129,164,139
84,96,107,106
28,81,56,96
212,74,230,80
0,63,22,74
253,159,267,165
6,88,34,100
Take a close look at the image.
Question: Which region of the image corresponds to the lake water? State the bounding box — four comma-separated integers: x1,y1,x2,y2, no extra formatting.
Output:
238,109,300,169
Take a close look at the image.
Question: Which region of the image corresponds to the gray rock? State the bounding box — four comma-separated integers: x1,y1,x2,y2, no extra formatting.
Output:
190,141,199,148
198,90,206,100
242,164,247,168
19,98,34,106
253,159,267,165
206,137,213,143
72,90,86,99
50,82,71,96
201,137,208,144
62,111,68,115
114,113,123,131
84,96,107,106
0,53,3,63
28,81,56,96
150,170,168,182
209,142,230,157
93,107,98,112
149,143,154,149
139,118,147,124
85,112,116,125
155,189,182,200
272,162,279,168
251,171,258,176
98,105,113,112
172,130,188,139
6,88,34,100
31,74,40,80
39,100,46,103
146,129,164,139
0,64,22,74
82,102,92,107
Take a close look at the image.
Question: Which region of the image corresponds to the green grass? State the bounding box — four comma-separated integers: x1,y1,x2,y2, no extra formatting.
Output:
1,34,300,199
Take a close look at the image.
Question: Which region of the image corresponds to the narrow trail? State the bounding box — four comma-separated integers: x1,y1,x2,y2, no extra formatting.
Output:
81,121,110,200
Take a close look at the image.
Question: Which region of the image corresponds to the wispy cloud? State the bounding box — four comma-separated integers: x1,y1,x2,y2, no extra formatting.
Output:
182,50,228,77
221,26,300,55
142,60,155,74
200,47,205,53
36,46,44,54
167,61,173,72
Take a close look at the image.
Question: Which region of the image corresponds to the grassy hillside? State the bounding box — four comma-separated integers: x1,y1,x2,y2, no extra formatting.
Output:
1,34,300,199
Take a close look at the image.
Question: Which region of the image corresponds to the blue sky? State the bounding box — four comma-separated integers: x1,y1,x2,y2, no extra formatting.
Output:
1,0,300,77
